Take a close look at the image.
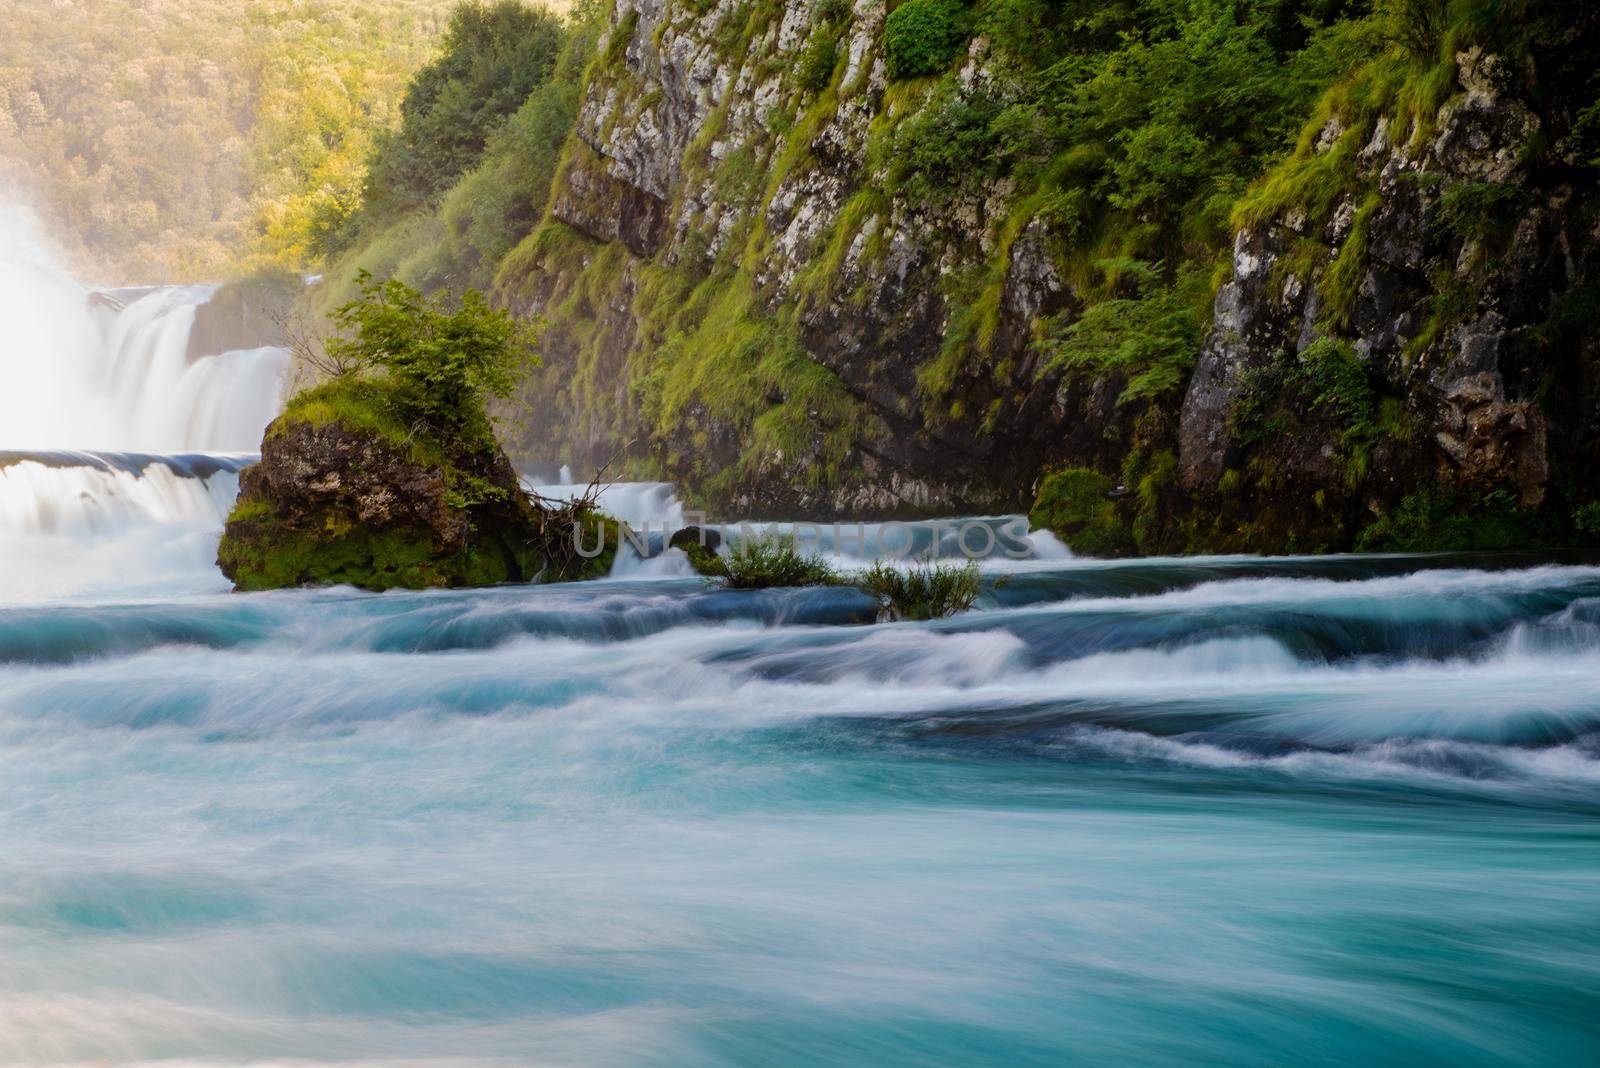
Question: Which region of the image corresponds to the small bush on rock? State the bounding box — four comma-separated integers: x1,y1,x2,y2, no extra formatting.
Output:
717,536,840,588
797,27,842,91
324,271,538,439
855,559,984,621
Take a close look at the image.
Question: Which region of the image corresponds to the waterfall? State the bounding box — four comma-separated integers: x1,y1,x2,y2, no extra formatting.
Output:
0,205,289,598
0,207,289,453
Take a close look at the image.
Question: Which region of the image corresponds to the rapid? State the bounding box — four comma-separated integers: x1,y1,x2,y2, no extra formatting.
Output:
1,206,1598,1066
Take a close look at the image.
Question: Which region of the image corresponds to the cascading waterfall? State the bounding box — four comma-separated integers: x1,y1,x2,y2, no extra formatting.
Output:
0,207,288,454
0,206,289,597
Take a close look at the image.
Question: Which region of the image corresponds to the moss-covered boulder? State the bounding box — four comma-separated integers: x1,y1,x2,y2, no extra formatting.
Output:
218,378,610,591
1029,467,1134,557
668,525,723,576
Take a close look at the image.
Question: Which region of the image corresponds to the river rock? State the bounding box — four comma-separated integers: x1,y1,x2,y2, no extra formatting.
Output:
218,380,551,591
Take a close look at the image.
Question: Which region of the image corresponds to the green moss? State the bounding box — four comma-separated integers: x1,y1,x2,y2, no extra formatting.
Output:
220,506,537,593
553,507,622,582
792,186,888,314
1029,467,1133,557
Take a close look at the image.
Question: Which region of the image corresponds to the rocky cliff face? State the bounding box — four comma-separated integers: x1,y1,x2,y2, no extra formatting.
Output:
1176,41,1599,550
501,0,1089,517
499,0,1599,547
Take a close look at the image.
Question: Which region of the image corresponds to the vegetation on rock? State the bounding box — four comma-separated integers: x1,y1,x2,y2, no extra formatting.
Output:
1029,468,1133,557
219,275,615,591
271,0,1600,555
856,560,985,621
710,537,842,590
884,0,973,81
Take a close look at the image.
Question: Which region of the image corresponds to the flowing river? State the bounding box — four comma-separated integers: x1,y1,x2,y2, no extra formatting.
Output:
2,207,1599,1065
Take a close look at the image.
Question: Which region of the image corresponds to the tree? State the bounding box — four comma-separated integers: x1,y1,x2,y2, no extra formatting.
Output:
359,0,565,219
325,271,539,431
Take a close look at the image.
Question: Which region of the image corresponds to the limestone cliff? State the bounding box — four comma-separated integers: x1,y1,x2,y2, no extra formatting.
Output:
498,0,1085,517
1178,38,1600,551
484,0,1600,549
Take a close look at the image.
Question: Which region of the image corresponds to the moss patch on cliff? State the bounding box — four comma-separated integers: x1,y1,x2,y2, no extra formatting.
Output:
220,505,535,592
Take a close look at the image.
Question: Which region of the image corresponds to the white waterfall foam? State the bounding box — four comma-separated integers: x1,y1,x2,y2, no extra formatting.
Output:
0,456,250,601
0,204,288,599
0,455,249,538
0,206,289,452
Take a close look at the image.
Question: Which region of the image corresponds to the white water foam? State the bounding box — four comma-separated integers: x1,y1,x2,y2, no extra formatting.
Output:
0,206,288,453
0,458,246,601
0,203,291,599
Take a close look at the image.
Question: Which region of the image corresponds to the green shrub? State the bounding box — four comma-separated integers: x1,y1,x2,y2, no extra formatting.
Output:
1029,468,1133,556
1355,487,1536,552
717,536,840,588
1435,180,1526,244
1048,261,1205,405
884,0,972,80
854,560,984,621
797,28,842,92
888,90,1005,198
1291,336,1381,485
1378,0,1448,61
324,271,539,437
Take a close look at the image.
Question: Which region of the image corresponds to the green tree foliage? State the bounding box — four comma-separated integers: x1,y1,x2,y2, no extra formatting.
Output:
0,0,469,280
883,0,1373,405
884,0,975,80
318,0,597,302
359,1,566,220
325,271,539,433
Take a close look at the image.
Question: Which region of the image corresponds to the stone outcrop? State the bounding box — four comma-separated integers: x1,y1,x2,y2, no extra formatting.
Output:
1176,44,1598,544
504,0,1078,518
218,384,547,591
187,273,298,363
502,0,1598,550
